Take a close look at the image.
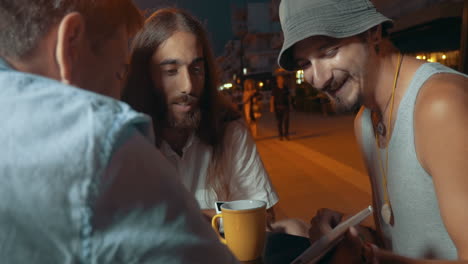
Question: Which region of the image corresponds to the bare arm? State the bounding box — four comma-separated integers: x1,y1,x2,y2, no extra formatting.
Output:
266,207,276,227
414,74,468,260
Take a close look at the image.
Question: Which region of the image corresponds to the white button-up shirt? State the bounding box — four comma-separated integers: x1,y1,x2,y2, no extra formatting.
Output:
160,119,279,209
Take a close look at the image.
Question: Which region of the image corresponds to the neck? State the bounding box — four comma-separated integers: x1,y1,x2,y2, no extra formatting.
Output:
162,126,192,155
4,29,61,80
6,57,55,78
369,52,403,115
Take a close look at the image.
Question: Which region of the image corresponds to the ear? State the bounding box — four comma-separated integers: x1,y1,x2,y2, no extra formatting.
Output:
55,12,86,85
369,25,382,44
368,25,382,53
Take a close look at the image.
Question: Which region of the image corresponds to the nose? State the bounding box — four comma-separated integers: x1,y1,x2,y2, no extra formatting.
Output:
180,68,193,94
304,61,332,91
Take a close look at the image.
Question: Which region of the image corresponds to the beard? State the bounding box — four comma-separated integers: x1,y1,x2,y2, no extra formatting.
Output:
167,108,201,128
330,94,362,114
323,72,362,114
166,93,202,129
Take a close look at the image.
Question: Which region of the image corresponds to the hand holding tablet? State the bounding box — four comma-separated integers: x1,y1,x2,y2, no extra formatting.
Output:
291,206,373,264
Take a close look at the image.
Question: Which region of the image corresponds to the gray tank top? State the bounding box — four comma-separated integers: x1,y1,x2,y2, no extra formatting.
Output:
360,63,466,259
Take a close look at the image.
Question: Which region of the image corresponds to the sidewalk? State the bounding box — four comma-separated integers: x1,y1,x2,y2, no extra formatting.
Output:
254,111,374,226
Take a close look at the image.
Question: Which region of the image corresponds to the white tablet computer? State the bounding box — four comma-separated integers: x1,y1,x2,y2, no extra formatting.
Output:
291,206,373,264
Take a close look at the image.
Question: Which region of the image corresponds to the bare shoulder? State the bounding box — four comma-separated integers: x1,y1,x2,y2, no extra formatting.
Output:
414,72,468,172
412,72,468,255
415,72,468,123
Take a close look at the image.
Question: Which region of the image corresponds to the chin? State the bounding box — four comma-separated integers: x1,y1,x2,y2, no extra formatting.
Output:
331,96,361,114
332,86,362,113
168,110,201,129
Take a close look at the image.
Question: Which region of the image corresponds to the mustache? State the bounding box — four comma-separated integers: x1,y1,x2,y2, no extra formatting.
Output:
170,94,199,104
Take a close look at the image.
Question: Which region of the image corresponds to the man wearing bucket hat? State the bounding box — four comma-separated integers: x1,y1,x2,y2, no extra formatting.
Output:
278,0,468,263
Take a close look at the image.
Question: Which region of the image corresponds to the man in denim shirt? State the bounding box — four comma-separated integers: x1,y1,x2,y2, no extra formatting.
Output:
0,1,237,263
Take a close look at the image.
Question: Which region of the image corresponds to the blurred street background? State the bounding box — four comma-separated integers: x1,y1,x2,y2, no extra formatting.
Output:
254,110,373,226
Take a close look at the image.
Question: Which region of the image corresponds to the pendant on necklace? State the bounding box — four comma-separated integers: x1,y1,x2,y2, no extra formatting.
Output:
381,203,393,225
371,111,386,136
376,121,386,136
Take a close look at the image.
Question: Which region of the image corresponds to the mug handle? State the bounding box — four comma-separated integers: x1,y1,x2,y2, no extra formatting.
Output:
211,214,227,244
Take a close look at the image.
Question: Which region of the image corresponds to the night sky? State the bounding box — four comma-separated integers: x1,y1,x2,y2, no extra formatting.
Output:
133,0,270,56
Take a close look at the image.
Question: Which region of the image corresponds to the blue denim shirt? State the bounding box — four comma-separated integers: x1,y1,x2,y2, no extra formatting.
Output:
0,59,238,264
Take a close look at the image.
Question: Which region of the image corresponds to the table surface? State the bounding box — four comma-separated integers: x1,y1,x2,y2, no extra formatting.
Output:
241,232,311,264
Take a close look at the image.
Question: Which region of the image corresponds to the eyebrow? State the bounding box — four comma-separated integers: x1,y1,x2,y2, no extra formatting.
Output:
159,59,180,66
159,57,205,66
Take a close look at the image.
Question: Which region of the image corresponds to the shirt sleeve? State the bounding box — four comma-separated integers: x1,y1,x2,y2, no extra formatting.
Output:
92,129,238,264
224,120,279,209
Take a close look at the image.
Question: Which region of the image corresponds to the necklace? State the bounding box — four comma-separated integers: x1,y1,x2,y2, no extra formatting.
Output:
375,53,403,225
371,95,392,137
371,76,394,137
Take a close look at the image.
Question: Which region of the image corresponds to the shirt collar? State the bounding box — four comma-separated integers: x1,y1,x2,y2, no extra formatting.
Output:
161,131,198,157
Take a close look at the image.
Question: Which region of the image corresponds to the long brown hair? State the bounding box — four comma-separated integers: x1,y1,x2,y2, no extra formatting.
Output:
121,8,241,202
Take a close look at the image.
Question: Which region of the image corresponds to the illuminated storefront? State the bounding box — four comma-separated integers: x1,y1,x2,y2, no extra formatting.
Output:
411,50,460,69
390,10,464,71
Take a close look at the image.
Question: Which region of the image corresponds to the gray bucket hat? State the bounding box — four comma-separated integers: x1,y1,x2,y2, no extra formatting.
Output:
278,0,392,71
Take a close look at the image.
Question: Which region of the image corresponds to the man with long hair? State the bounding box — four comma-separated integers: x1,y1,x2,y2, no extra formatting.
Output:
0,1,237,262
278,0,468,263
122,8,281,223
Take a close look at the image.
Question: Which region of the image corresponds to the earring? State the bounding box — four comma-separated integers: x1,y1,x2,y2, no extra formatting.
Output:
374,44,380,54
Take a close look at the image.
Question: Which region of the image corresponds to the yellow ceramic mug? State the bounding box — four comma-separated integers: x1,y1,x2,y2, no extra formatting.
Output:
211,200,267,261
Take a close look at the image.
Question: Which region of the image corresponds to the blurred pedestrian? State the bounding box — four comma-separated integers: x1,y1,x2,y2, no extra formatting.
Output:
270,71,291,140
243,79,263,138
